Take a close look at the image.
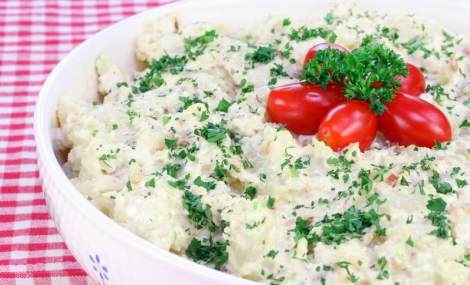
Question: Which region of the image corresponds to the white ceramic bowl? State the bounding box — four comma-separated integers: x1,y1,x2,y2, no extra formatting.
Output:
34,0,470,284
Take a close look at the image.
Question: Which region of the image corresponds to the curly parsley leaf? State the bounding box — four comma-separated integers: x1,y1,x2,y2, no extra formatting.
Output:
302,36,408,114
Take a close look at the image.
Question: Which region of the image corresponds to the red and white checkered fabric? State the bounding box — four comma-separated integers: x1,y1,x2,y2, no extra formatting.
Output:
0,1,172,284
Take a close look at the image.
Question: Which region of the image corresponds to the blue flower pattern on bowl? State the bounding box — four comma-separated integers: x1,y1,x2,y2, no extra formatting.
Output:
89,254,109,284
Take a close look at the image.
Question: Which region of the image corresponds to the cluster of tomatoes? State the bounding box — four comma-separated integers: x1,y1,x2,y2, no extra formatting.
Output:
267,43,452,151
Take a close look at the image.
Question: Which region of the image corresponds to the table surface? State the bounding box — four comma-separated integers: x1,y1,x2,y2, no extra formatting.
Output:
0,1,170,284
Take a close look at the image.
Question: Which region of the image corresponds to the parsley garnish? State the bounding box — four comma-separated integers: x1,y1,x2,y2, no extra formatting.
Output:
164,138,178,150
211,160,228,181
185,237,228,270
282,18,291,27
425,197,450,239
182,190,216,230
426,84,449,103
459,119,470,128
163,163,182,178
267,196,275,209
194,123,227,144
168,178,188,190
288,26,337,43
376,257,390,280
243,186,257,200
215,98,231,112
302,37,408,114
246,45,276,65
311,207,385,245
265,250,279,259
139,55,187,92
429,171,453,194
184,30,218,60
145,177,155,188
194,176,216,191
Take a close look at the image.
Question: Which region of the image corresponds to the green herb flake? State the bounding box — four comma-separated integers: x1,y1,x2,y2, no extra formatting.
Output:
165,138,178,150
215,98,231,113
185,237,228,270
265,250,279,259
425,197,450,239
163,163,182,178
184,30,218,60
145,177,155,188
183,190,216,230
282,18,291,27
376,256,390,280
459,119,470,128
246,45,276,65
194,123,227,144
126,181,133,192
406,236,414,247
243,186,257,200
267,196,275,209
289,26,337,43
194,176,216,191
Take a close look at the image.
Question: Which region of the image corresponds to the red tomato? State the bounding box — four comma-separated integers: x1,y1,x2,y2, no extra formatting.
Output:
318,100,378,151
267,82,345,135
398,63,426,96
378,93,451,148
304,43,349,66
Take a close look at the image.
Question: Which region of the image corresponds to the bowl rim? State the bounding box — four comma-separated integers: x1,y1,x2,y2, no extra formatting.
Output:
34,0,259,284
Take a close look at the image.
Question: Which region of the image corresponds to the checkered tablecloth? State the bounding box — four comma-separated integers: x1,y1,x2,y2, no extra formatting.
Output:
0,1,171,284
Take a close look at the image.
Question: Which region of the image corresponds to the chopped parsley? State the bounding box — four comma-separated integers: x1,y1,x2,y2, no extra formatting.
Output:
185,237,228,270
426,84,449,103
459,119,470,128
282,18,291,27
163,163,182,178
288,26,337,43
265,250,279,259
194,123,227,144
246,45,276,66
145,177,155,188
164,138,178,150
406,236,414,247
211,160,228,181
401,36,433,58
425,197,450,239
184,30,218,60
194,176,216,191
215,98,231,112
267,196,275,209
376,256,390,280
168,178,188,190
243,186,257,200
429,171,453,194
304,207,385,246
182,190,216,231
138,55,187,92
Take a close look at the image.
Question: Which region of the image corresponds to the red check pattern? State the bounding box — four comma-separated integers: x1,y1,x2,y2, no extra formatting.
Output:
0,1,171,284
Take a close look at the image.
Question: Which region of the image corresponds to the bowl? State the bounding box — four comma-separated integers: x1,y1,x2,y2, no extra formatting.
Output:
34,0,470,284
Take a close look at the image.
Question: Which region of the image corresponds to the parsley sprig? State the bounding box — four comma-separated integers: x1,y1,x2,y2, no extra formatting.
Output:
302,36,408,114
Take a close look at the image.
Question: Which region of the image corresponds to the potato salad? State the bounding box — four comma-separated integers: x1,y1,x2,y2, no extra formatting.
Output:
58,4,470,285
